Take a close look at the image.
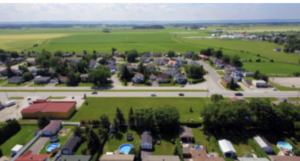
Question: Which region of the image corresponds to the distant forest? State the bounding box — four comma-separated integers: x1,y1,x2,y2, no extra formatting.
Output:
132,25,165,29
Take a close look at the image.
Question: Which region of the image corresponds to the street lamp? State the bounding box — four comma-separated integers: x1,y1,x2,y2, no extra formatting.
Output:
292,85,300,98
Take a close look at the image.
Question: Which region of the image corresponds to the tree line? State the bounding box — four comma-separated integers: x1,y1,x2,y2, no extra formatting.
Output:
133,25,164,29
0,120,21,145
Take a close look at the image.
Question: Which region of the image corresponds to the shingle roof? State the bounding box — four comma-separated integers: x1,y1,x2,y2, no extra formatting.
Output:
191,149,225,161
100,154,135,161
269,156,300,161
8,76,23,81
163,68,177,73
253,135,273,148
62,134,81,151
141,131,152,144
43,121,61,131
21,101,76,113
134,73,144,77
144,155,180,161
157,74,169,79
178,126,194,138
15,150,49,161
57,155,91,161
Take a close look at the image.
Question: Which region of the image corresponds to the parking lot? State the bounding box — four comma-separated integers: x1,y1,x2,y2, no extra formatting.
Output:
270,77,300,88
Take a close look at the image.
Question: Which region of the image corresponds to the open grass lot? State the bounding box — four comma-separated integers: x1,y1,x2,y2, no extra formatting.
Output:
70,97,212,122
102,127,141,153
216,70,225,75
0,39,46,52
270,82,299,91
0,125,37,157
8,97,24,99
243,62,300,76
0,79,7,85
2,82,27,87
288,97,300,101
221,83,244,91
158,83,181,87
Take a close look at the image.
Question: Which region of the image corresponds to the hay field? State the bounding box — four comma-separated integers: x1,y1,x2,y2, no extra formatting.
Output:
0,34,69,39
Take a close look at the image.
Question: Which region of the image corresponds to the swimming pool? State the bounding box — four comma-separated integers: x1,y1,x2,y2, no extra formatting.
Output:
277,142,293,150
46,143,60,153
195,146,202,150
119,144,133,153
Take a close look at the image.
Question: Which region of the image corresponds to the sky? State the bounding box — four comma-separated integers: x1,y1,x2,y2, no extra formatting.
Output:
0,3,300,22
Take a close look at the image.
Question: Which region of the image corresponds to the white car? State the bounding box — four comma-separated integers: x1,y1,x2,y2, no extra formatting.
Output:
151,93,156,97
273,88,278,91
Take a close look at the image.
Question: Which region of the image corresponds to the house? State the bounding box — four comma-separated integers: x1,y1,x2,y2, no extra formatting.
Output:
167,60,177,68
76,53,83,57
190,149,225,161
212,57,222,64
21,101,76,119
141,131,152,150
253,135,273,153
98,53,108,57
218,139,236,158
174,73,185,83
144,156,180,161
238,158,269,161
7,76,23,84
154,58,165,66
34,76,51,84
252,80,267,87
178,126,194,142
273,47,281,51
228,97,246,103
27,60,36,66
57,155,91,161
106,64,117,71
29,53,39,57
198,54,209,60
63,58,80,67
128,66,138,73
15,150,50,161
184,52,194,58
243,72,253,77
144,52,151,57
216,61,227,68
224,65,236,74
296,50,300,55
61,134,81,155
115,53,125,57
153,52,162,57
188,60,200,66
231,70,243,81
80,74,88,82
99,155,134,161
42,121,62,136
58,76,67,83
176,58,185,63
157,74,169,83
181,143,193,157
269,155,300,161
150,73,156,80
62,53,72,57
140,57,150,63
162,57,170,63
222,75,237,86
133,73,144,83
162,68,177,76
113,51,119,56
89,60,99,69
12,58,24,63
145,64,156,72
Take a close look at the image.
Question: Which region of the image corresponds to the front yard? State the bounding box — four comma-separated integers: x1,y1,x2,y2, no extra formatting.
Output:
158,82,181,87
216,70,225,75
2,82,28,87
29,83,49,87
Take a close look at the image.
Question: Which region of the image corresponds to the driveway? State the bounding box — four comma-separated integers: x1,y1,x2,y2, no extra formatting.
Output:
29,137,49,154
111,75,122,87
141,150,152,161
151,80,158,87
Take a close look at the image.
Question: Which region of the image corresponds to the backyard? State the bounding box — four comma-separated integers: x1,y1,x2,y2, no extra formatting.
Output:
152,130,177,155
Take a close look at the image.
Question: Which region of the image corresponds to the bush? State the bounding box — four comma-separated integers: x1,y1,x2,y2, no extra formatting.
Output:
0,148,2,158
249,59,252,62
256,59,261,62
290,137,297,143
270,59,274,62
191,78,204,84
294,148,300,156
81,148,87,155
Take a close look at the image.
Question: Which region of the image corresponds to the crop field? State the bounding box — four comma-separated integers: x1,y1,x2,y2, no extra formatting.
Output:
205,25,300,32
242,62,300,76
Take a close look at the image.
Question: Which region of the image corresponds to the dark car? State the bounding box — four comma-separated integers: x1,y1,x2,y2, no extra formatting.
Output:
235,93,243,96
92,91,98,94
180,85,185,87
179,93,184,96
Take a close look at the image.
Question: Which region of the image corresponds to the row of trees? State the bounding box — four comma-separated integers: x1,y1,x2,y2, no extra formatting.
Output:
253,70,269,83
200,48,223,58
0,120,21,144
219,54,243,67
184,65,205,79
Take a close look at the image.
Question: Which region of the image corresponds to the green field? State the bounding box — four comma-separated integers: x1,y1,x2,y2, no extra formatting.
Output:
0,125,37,157
243,62,300,76
29,83,49,87
70,97,213,122
49,96,66,99
2,82,27,87
8,97,24,99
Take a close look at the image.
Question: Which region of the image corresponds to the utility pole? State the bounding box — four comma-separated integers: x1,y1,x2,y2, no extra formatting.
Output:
5,92,9,101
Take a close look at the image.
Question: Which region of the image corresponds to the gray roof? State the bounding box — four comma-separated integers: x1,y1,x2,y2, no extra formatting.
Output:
57,155,91,161
178,126,194,138
62,134,81,151
188,61,200,66
43,121,61,132
141,131,152,144
174,73,185,79
34,76,51,81
162,68,177,73
223,75,237,84
8,76,23,81
253,135,273,148
100,154,134,161
182,143,193,154
237,158,269,161
144,155,180,161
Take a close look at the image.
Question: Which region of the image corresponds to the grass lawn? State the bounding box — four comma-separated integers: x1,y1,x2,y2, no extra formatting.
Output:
29,83,48,87
288,97,300,101
49,96,66,99
2,82,27,87
243,62,300,76
158,82,181,87
244,97,278,102
39,126,74,158
103,127,141,154
0,89,205,92
270,81,299,91
0,79,7,85
8,97,24,99
133,83,151,87
55,83,67,87
192,128,215,151
216,70,225,75
55,82,111,87
152,130,177,155
244,77,254,82
221,83,244,91
0,125,37,157
70,97,212,122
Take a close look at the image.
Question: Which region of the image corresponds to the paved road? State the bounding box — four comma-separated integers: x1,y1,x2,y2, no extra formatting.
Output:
29,137,48,154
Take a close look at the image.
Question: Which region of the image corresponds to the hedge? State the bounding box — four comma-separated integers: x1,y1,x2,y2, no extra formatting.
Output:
175,137,184,161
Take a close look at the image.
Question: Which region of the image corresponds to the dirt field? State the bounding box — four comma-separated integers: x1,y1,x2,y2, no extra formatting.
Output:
270,77,300,87
0,34,69,39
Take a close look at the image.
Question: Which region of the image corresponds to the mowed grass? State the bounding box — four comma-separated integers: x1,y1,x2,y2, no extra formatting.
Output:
152,130,177,155
70,97,212,122
244,97,278,102
2,82,27,87
0,125,37,157
192,128,216,151
288,97,300,101
8,97,24,99
0,39,46,52
243,62,300,76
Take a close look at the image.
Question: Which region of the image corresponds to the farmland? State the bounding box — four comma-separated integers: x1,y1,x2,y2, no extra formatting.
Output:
242,62,300,76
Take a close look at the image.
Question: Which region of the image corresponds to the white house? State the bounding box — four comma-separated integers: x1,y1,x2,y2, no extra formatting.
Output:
231,70,243,81
243,72,253,77
42,121,62,136
253,135,273,153
252,80,267,87
218,139,236,158
162,68,177,76
174,73,185,83
141,131,152,150
133,73,144,83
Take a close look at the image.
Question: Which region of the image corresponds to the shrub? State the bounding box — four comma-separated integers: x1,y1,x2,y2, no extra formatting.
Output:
0,148,2,158
81,148,87,155
249,59,252,62
294,148,300,156
80,119,87,125
270,59,274,62
290,137,297,143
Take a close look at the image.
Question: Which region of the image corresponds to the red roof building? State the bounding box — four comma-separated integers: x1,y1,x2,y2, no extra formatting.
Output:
198,54,209,60
21,101,76,119
15,150,49,161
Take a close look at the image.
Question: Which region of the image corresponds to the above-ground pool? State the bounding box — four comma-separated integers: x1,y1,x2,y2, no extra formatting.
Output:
277,142,293,150
195,146,202,150
119,144,133,153
46,143,60,153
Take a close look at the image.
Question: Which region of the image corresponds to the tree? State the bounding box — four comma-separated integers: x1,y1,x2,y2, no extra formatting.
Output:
112,47,117,56
49,57,61,67
41,60,50,71
116,107,125,125
92,53,97,60
254,70,260,79
38,115,50,129
54,51,63,57
23,72,33,81
167,51,175,58
128,107,135,126
72,51,75,56
66,71,80,86
249,98,275,129
127,49,139,62
135,108,154,129
185,65,204,79
230,55,243,67
73,126,82,136
6,63,16,78
227,77,235,89
121,65,132,81
215,49,223,58
76,59,88,73
100,114,110,128
143,69,149,83
10,51,19,58
83,50,87,55
103,28,110,33
0,148,2,158
99,57,107,65
113,117,120,131
87,129,100,153
221,54,230,64
154,105,180,132
88,65,111,86
211,94,224,103
137,62,146,74
0,53,7,62
35,50,51,65
129,147,137,159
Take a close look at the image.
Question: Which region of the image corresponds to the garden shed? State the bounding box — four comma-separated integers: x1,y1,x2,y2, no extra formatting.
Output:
218,139,236,158
253,135,273,153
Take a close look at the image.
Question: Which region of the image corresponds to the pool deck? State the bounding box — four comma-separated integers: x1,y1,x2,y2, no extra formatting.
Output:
29,137,49,154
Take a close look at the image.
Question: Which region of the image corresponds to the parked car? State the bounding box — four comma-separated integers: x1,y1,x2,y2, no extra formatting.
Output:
92,91,98,94
180,85,185,87
179,93,184,96
273,88,278,91
151,93,156,97
235,93,243,96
